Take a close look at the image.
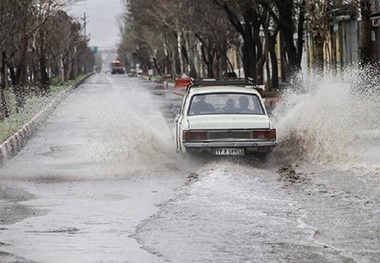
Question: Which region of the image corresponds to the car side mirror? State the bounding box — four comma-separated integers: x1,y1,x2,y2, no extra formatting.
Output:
172,106,181,115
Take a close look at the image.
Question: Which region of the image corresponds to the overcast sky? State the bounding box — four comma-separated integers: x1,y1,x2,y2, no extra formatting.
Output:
69,0,124,49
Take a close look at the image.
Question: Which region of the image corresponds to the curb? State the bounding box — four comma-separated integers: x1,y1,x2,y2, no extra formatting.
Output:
0,73,94,166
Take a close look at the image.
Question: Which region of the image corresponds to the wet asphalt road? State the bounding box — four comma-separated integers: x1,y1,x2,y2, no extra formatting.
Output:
0,73,379,263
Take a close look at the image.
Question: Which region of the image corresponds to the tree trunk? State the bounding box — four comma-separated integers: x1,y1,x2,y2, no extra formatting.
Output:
177,30,184,75
314,33,325,71
40,54,50,95
9,36,29,111
241,32,257,82
39,30,50,96
153,57,162,76
8,66,24,112
275,0,304,81
200,38,214,78
0,51,10,119
280,34,288,83
360,0,372,66
269,35,279,89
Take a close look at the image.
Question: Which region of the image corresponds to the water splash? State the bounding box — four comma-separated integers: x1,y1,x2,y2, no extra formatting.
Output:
272,66,380,174
0,76,189,181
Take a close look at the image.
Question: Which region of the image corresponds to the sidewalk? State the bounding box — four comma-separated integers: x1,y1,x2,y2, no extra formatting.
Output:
0,74,94,166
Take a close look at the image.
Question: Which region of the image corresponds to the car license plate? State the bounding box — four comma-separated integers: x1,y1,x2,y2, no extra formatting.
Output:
214,148,244,156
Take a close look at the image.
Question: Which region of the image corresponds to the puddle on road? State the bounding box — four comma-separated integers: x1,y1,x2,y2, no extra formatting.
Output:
26,227,80,234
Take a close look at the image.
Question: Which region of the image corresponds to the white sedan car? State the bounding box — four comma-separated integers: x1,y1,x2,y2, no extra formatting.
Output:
173,79,278,157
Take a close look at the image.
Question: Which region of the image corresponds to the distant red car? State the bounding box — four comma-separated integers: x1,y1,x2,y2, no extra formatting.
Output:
110,60,125,74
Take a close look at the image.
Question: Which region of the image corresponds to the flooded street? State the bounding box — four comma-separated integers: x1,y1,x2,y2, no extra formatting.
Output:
0,73,379,262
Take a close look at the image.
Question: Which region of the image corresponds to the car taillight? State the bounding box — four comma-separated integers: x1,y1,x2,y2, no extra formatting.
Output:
183,130,208,141
252,129,276,140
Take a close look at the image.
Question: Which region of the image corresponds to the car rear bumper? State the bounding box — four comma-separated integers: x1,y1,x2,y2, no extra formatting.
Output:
183,140,278,154
184,140,278,148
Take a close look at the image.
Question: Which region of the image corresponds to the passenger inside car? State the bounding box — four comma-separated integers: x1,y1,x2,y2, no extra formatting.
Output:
190,95,214,114
223,98,237,112
238,96,251,112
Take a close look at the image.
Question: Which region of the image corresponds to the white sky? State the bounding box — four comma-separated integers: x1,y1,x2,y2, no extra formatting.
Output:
68,0,124,49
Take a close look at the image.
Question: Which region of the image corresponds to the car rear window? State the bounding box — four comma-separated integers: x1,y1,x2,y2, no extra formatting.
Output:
188,93,265,116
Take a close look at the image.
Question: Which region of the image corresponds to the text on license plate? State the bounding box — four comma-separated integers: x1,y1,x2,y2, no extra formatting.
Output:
214,148,244,156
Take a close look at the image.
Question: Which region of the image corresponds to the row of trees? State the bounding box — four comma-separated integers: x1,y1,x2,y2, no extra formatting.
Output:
118,0,377,89
0,0,95,120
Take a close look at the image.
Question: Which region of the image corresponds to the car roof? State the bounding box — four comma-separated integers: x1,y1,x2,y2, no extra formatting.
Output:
188,85,261,96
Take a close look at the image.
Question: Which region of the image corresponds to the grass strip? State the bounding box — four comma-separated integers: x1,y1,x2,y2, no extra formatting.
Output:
0,75,89,144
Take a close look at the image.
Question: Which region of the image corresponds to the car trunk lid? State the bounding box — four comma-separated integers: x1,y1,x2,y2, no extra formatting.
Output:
187,115,271,129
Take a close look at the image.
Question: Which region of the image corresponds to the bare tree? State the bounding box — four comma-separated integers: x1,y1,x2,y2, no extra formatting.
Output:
0,0,18,119
0,0,88,115
120,0,376,89
120,0,238,78
50,11,86,81
259,0,306,83
213,0,260,82
305,0,331,71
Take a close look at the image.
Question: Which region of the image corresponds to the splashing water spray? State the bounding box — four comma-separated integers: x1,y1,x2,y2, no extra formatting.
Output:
271,66,380,174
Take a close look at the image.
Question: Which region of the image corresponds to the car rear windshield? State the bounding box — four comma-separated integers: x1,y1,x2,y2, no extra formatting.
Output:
188,93,265,116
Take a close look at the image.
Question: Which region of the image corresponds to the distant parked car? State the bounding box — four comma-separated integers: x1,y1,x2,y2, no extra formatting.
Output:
136,69,143,77
172,79,278,157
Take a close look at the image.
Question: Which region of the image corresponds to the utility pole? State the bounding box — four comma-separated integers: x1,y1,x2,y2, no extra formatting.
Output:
82,13,89,72
82,12,88,41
